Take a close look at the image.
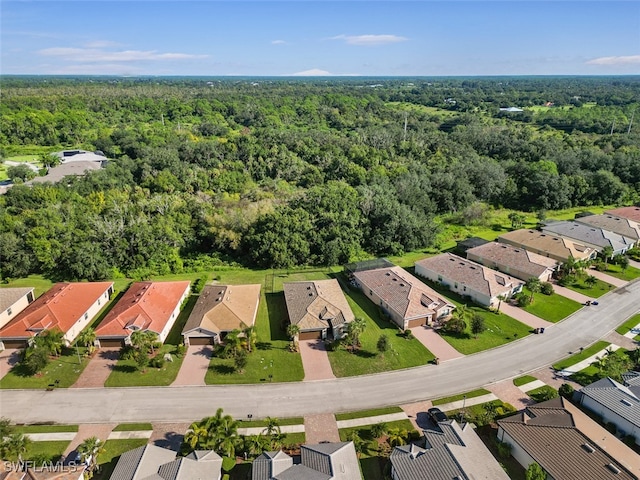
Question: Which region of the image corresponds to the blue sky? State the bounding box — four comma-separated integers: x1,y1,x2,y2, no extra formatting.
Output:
2,1,639,76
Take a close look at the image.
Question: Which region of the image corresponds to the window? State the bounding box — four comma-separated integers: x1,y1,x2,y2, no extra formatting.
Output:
463,286,467,292
454,282,458,289
98,299,101,306
84,313,89,320
437,275,443,282
369,289,373,296
7,308,12,316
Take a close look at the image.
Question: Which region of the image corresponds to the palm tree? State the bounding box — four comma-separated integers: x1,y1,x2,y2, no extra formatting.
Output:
262,417,281,437
184,424,210,451
345,317,367,350
34,328,65,357
585,275,598,288
371,422,387,439
77,436,105,477
496,294,507,314
601,245,614,267
76,327,97,354
245,434,268,457
525,277,541,303
242,326,257,353
1,433,31,462
223,329,243,358
286,324,300,340
386,428,408,447
345,430,365,457
130,329,157,355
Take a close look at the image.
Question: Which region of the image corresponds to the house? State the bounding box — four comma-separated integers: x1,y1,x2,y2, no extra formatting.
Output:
0,287,35,330
497,397,640,480
182,284,261,346
575,214,640,242
352,266,454,330
109,444,222,480
252,441,361,480
94,281,190,348
577,372,640,446
607,206,640,224
0,464,86,480
466,241,557,282
498,229,596,263
283,280,354,340
390,420,509,480
541,221,635,256
52,150,108,164
0,282,113,349
454,236,489,255
415,253,523,308
28,161,104,185
499,107,524,112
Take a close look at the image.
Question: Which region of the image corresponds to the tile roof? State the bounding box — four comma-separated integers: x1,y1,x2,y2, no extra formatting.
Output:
0,287,34,314
466,242,557,281
498,397,640,480
607,206,640,223
580,377,640,429
353,267,453,321
541,221,633,251
182,284,261,336
0,282,113,340
391,421,509,480
576,214,640,241
498,229,595,261
28,161,104,185
283,280,354,332
95,281,190,338
415,253,523,298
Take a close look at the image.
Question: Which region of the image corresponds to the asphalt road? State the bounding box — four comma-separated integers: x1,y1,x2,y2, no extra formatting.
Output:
1,280,638,424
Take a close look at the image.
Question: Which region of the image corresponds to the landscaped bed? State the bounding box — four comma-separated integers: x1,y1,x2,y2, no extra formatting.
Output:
512,375,538,387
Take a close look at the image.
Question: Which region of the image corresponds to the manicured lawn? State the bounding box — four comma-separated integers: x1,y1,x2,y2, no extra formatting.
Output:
15,424,78,433
237,417,303,428
327,281,435,377
552,340,610,370
112,423,153,431
26,441,70,462
96,439,148,479
281,432,305,446
0,347,91,389
335,406,403,422
615,314,640,336
513,375,538,387
564,276,614,298
104,344,184,387
432,388,491,406
569,349,633,386
1,275,54,297
446,399,517,425
604,264,640,282
521,289,582,323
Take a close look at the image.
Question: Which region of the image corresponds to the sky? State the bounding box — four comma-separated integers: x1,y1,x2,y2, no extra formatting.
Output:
2,1,639,76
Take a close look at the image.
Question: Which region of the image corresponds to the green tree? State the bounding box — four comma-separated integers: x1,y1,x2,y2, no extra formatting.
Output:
376,334,389,356
559,383,575,400
525,277,541,303
386,428,408,447
470,313,486,339
495,294,507,313
77,436,105,478
443,316,467,334
345,317,367,351
130,329,158,355
76,328,97,354
33,328,65,357
1,432,31,462
286,324,300,340
242,326,257,353
233,349,248,373
508,212,526,229
262,417,281,437
222,329,243,359
371,422,387,439
346,430,365,457
601,245,614,266
584,275,598,288
595,350,632,382
7,164,36,182
525,462,546,480
22,347,49,375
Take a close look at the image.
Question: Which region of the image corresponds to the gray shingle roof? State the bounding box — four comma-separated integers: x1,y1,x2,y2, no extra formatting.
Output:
580,377,640,429
283,280,354,332
0,287,34,315
576,214,640,241
109,445,176,480
541,221,633,252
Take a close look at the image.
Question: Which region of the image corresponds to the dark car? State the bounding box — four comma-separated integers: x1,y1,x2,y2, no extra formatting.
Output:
428,407,448,423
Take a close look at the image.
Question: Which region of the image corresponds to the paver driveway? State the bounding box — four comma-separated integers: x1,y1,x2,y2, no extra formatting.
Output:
299,339,335,381
304,414,340,443
63,424,116,459
71,348,119,388
0,349,21,381
551,281,592,304
588,268,627,288
500,303,552,329
172,345,212,386
410,326,463,362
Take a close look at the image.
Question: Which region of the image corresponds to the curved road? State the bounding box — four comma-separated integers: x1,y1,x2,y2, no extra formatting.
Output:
1,280,638,424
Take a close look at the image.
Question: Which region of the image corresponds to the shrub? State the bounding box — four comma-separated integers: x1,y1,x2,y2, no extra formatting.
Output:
192,275,208,294
515,292,531,307
150,356,165,369
496,441,512,459
175,343,187,357
559,383,574,400
120,345,136,360
540,282,554,295
222,456,236,472
404,329,414,340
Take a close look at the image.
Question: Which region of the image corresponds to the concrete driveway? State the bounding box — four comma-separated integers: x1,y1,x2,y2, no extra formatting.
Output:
299,339,335,381
71,348,119,388
0,349,21,381
172,346,212,386
1,279,638,424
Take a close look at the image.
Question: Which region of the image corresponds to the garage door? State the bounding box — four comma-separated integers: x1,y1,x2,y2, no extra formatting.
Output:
299,330,323,340
1,340,27,350
407,317,427,328
187,336,213,346
98,339,124,348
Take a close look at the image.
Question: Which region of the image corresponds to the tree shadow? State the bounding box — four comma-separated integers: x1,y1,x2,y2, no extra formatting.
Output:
210,364,235,375
256,342,273,351
112,364,137,373
352,349,376,359
152,431,184,451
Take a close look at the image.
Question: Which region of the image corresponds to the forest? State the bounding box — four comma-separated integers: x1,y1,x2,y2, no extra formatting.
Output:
0,76,639,281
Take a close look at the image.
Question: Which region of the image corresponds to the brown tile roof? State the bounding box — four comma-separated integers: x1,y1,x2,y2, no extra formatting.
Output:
498,229,595,261
607,206,640,223
415,253,523,298
466,242,557,280
576,214,640,240
283,280,354,331
95,281,190,338
0,287,34,313
0,282,113,340
182,284,261,335
498,397,640,480
353,266,453,320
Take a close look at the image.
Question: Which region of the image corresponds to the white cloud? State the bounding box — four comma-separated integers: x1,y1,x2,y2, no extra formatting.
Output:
329,34,407,46
84,40,122,48
291,68,334,76
586,55,640,65
38,47,208,63
271,40,286,45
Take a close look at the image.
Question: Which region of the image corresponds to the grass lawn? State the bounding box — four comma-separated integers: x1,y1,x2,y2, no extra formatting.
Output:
14,424,78,433
0,165,8,181
552,340,610,370
432,388,491,406
521,289,582,323
335,406,403,422
0,347,91,389
603,264,640,282
446,399,516,425
104,344,184,387
513,375,538,387
25,441,70,462
615,314,640,336
1,275,54,297
112,423,153,431
237,417,303,428
569,349,633,386
564,276,614,298
327,281,435,377
526,385,558,403
95,439,148,479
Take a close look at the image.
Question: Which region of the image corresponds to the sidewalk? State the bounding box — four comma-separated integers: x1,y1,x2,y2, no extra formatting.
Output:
629,259,640,270
435,393,499,412
556,344,620,377
108,430,153,440
622,321,640,339
237,424,305,436
335,412,408,429
500,303,552,329
516,380,546,392
410,326,463,362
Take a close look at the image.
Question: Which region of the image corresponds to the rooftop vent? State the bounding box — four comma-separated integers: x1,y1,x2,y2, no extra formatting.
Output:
386,272,391,276
607,464,621,474
309,293,313,296
582,443,595,453
621,399,633,407
514,249,520,253
400,283,406,287
392,278,397,281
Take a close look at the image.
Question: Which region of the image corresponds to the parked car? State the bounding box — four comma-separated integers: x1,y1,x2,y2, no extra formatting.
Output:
428,407,448,423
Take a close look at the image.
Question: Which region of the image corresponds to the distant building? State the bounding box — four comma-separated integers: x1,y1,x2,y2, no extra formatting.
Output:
575,214,640,242
499,107,523,112
26,150,108,186
607,206,640,224
498,229,596,263
466,241,557,282
541,221,635,256
0,287,35,330
53,149,108,164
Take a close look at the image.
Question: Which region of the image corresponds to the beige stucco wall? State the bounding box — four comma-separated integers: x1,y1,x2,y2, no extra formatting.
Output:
0,292,33,330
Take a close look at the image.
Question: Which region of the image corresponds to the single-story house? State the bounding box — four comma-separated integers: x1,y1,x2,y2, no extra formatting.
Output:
353,266,454,330
577,372,640,446
0,287,35,330
283,279,354,340
455,236,490,255
0,464,86,480
497,397,640,480
415,253,523,308
466,241,558,282
53,149,108,164
95,281,190,348
575,214,640,242
27,161,104,185
498,229,597,263
0,282,113,350
607,206,640,224
541,221,635,257
110,444,222,480
252,441,360,480
390,420,509,480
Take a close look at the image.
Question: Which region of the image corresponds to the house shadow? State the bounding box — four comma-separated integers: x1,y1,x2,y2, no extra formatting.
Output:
256,342,272,350
265,292,289,342
152,431,184,451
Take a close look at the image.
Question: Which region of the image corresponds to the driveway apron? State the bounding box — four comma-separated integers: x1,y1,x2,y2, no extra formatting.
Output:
172,345,212,386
